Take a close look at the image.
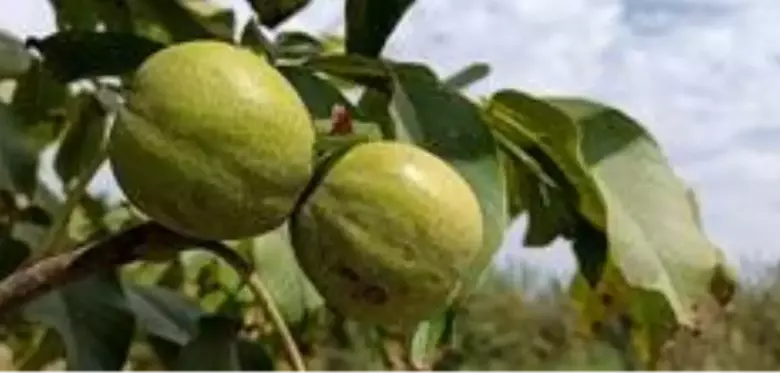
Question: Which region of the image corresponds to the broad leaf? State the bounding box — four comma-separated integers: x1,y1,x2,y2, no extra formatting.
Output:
443,63,490,91
276,31,324,61
569,267,677,369
15,329,66,371
124,0,216,44
54,93,110,185
345,0,415,57
321,34,346,56
409,309,456,369
485,90,605,229
306,54,391,90
242,224,324,325
547,97,723,325
9,60,67,149
172,316,242,370
279,65,382,147
0,236,30,280
27,31,164,83
0,28,33,79
17,205,53,227
23,272,135,370
279,65,359,130
249,0,310,27
570,218,609,287
47,0,133,31
501,143,577,247
498,150,529,217
175,0,238,41
0,104,43,196
124,283,204,346
149,319,274,371
236,339,276,370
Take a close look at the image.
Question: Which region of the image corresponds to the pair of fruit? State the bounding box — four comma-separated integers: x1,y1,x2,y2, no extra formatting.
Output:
108,41,484,330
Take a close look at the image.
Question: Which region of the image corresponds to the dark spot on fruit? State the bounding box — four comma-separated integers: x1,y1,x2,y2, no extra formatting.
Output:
336,265,361,283
361,285,388,305
401,244,416,262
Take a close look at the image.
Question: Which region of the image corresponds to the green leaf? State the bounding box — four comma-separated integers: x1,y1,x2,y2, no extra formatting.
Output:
279,65,382,143
124,0,217,44
23,272,135,370
8,60,67,146
279,65,358,128
276,31,324,61
149,320,274,371
15,328,66,371
321,33,346,55
242,224,324,325
239,20,274,57
54,93,110,185
0,28,33,79
345,0,415,57
0,104,43,195
124,283,205,345
547,97,723,326
249,0,310,27
174,0,238,41
47,0,133,32
409,309,456,369
492,123,578,248
384,64,507,290
485,90,605,229
521,148,579,247
498,150,527,217
172,316,242,370
443,63,490,91
0,236,30,280
306,54,391,90
27,31,165,83
236,339,276,370
571,218,609,287
18,205,53,227
523,183,576,247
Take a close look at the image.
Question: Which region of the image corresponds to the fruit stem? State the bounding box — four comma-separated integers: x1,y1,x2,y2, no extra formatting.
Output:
211,251,307,371
244,272,307,371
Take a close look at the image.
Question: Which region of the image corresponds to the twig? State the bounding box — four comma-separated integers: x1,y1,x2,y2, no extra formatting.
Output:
192,245,307,371
0,221,307,371
206,244,307,371
0,222,200,315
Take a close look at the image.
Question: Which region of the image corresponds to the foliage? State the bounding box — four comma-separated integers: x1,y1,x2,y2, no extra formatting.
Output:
0,0,735,370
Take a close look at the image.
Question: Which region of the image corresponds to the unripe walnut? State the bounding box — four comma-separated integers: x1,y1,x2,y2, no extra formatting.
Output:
109,41,315,240
291,141,483,330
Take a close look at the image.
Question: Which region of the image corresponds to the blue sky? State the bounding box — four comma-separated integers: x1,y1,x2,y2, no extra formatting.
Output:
2,0,779,279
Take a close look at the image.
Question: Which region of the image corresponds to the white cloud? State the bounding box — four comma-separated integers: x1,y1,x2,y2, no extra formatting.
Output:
2,0,780,280
0,0,54,38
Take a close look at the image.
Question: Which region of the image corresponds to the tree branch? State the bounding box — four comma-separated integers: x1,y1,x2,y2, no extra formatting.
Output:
0,222,210,316
0,221,307,371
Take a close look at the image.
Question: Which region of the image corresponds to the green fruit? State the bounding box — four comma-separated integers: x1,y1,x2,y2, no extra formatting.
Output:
109,40,315,240
291,141,483,330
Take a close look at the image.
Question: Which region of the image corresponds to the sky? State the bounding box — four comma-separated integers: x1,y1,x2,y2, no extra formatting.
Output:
1,0,780,280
